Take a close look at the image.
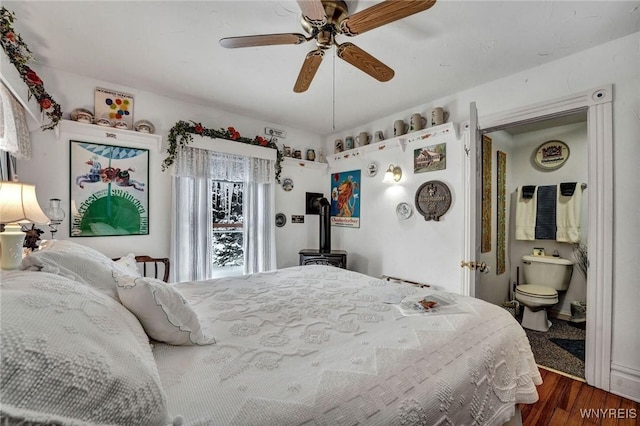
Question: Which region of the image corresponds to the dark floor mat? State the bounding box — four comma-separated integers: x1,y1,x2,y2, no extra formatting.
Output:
549,338,585,362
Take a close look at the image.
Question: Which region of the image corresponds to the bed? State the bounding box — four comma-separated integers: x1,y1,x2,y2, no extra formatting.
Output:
1,240,542,425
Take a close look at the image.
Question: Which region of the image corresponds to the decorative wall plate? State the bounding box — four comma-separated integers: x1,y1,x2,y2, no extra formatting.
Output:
282,177,294,191
396,202,412,220
415,180,452,221
366,161,379,177
533,140,570,170
275,213,286,227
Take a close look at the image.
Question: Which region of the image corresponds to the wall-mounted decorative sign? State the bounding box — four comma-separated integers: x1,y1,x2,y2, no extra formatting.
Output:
481,135,492,253
70,140,148,237
414,180,452,221
496,151,507,274
533,140,570,170
330,170,361,228
94,87,134,130
413,142,446,174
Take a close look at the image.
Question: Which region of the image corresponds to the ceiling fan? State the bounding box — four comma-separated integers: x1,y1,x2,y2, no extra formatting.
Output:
219,0,436,93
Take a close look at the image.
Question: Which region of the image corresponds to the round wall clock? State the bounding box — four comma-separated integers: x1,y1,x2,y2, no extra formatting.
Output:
414,180,452,221
533,140,570,171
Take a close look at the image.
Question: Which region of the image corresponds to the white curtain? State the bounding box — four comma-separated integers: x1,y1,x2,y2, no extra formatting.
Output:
0,82,31,160
243,157,277,274
171,146,276,282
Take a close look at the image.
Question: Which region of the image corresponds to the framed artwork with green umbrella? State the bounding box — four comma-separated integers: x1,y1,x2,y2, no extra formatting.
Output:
70,140,149,237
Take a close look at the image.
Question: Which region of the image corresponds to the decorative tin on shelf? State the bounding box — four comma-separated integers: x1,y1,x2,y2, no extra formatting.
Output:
414,180,452,221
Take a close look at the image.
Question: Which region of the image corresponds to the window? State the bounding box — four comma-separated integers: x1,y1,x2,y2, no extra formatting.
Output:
212,181,244,268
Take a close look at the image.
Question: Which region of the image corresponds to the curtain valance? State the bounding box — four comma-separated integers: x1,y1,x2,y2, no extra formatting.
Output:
174,145,274,184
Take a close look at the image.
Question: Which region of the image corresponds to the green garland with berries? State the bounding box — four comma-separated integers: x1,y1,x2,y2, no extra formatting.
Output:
0,7,62,130
163,120,283,183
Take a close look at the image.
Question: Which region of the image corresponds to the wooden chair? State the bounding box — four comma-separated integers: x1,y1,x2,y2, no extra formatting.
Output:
113,255,170,283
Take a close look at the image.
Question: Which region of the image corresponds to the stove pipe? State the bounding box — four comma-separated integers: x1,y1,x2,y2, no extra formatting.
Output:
314,197,331,253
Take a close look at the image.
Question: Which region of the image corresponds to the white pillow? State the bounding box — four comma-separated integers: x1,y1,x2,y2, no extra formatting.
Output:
115,274,216,346
20,239,132,302
115,252,141,277
0,270,170,425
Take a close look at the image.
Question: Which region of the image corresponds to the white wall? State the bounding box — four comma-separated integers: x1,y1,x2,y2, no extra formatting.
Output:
16,67,325,261
328,128,463,292
324,32,640,400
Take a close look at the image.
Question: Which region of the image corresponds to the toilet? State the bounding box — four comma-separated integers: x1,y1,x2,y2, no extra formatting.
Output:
515,255,573,332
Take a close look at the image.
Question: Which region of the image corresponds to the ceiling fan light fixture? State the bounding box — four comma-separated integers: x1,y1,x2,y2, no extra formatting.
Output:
220,0,436,92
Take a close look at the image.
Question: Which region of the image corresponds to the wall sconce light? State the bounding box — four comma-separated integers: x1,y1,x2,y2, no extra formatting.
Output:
0,180,49,270
382,164,402,183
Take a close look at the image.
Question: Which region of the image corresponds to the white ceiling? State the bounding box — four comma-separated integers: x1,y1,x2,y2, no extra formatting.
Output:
4,1,639,136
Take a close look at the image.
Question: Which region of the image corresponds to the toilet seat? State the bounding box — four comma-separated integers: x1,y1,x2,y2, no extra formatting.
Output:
516,284,558,299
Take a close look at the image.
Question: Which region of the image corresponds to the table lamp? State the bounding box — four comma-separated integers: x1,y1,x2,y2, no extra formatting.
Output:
0,180,49,270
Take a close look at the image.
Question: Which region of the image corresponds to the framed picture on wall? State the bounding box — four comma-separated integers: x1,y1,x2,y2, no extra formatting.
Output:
330,170,361,228
94,87,134,129
70,140,149,237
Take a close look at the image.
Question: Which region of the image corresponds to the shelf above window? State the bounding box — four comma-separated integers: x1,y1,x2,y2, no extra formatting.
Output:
282,157,328,170
56,119,163,151
326,122,458,167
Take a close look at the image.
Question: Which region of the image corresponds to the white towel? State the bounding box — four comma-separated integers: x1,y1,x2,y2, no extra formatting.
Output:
556,184,582,243
515,186,537,240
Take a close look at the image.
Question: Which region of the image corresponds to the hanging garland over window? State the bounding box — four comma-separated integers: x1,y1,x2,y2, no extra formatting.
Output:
163,120,283,183
0,7,62,131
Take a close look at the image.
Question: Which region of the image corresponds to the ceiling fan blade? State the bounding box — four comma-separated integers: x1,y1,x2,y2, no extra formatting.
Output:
340,0,436,36
220,33,308,48
297,0,327,27
336,42,394,82
294,49,325,93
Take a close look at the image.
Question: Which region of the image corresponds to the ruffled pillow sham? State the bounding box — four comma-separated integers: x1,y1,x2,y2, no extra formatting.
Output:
115,274,216,346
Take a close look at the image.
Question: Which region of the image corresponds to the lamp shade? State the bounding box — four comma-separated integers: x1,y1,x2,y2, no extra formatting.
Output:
382,165,402,183
0,181,49,224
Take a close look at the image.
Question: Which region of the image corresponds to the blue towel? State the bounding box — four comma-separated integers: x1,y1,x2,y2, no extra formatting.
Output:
522,185,536,199
560,182,577,196
535,185,557,239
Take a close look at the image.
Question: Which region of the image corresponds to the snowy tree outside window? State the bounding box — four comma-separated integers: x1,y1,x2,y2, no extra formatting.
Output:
212,181,244,267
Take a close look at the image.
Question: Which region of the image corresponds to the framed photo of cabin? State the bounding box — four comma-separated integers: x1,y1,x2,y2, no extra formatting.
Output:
413,142,446,173
70,140,149,237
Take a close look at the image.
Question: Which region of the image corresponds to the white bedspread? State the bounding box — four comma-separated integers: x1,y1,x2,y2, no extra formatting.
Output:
153,266,541,425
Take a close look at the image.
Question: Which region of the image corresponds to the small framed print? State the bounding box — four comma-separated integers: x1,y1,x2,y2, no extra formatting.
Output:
94,87,134,129
533,140,570,171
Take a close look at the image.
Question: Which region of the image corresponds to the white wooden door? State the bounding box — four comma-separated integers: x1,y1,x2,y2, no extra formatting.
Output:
461,102,483,297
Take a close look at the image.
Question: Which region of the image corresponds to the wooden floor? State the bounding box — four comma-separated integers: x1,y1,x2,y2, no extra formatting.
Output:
522,367,639,425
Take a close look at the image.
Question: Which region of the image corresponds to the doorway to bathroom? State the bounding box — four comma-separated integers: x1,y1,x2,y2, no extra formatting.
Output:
481,115,588,379
461,85,614,392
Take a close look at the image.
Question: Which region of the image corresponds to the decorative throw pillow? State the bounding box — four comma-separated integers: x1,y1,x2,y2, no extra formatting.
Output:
115,274,216,346
0,270,170,425
20,239,132,302
115,252,141,277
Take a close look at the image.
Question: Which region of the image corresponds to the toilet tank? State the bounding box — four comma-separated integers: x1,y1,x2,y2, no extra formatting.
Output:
522,255,574,290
